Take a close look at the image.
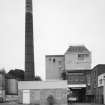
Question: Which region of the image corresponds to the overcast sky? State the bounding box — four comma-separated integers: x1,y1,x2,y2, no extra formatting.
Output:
0,0,105,79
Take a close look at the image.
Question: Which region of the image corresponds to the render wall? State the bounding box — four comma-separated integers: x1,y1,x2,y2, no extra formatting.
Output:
46,56,65,80
18,88,67,105
65,52,91,70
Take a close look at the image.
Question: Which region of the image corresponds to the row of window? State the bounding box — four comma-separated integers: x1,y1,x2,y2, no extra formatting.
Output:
48,53,89,64
48,54,89,63
48,58,62,64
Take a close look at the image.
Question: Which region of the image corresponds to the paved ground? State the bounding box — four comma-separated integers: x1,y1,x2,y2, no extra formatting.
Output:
69,103,105,105
0,103,105,105
0,102,21,105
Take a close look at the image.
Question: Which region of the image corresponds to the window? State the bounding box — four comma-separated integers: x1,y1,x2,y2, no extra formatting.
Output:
49,58,51,61
58,61,62,65
78,54,89,60
53,58,55,63
99,79,102,85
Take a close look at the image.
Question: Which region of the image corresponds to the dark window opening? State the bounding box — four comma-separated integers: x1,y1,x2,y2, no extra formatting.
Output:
53,58,55,63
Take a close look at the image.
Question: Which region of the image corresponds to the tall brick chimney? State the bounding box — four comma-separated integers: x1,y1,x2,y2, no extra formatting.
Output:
24,0,35,80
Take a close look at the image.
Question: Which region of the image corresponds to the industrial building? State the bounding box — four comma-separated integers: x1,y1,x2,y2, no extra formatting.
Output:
46,45,91,79
45,45,105,103
86,64,105,104
17,0,68,104
18,80,67,105
46,55,65,80
65,45,91,102
46,56,105,103
65,45,91,70
1,0,105,103
46,45,92,102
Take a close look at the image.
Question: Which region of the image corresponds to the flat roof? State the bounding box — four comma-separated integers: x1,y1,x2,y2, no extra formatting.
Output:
46,55,64,57
18,80,67,89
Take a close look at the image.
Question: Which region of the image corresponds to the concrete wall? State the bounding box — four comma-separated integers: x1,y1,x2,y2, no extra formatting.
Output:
46,55,65,80
18,89,67,105
18,81,67,105
18,81,67,89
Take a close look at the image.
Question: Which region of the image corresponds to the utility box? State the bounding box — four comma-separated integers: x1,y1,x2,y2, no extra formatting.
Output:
18,80,67,105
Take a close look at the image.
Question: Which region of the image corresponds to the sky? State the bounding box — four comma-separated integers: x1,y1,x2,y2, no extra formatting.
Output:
0,0,105,80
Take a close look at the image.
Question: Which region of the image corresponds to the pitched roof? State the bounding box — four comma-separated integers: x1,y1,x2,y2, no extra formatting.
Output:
65,45,90,53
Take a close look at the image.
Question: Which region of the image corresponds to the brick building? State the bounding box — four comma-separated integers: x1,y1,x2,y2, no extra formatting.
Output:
84,64,105,103
89,64,105,104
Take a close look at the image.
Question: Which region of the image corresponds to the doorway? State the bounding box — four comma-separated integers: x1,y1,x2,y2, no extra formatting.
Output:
23,90,30,104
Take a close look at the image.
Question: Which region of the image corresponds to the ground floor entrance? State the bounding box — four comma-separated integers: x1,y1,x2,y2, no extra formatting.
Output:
68,88,86,103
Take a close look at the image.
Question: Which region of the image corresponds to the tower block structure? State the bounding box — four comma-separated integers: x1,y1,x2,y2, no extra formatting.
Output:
24,0,35,80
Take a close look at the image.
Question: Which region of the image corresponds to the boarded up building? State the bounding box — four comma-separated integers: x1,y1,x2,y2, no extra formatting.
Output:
18,80,67,105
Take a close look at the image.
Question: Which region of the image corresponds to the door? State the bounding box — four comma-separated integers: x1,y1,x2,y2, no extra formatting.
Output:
23,90,30,104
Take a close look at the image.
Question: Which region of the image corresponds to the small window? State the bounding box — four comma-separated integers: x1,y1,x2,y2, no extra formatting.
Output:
53,58,55,63
58,61,62,65
78,54,89,60
99,79,102,85
49,58,51,61
78,54,84,60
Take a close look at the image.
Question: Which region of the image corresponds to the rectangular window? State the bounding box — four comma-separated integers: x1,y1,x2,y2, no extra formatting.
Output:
99,79,102,85
78,54,89,60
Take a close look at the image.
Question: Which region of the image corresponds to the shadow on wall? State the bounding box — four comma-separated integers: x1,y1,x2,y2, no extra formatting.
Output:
47,95,56,105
